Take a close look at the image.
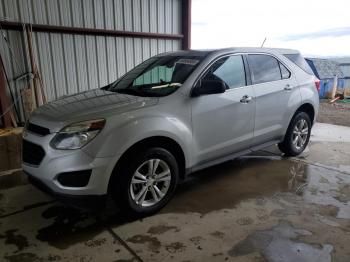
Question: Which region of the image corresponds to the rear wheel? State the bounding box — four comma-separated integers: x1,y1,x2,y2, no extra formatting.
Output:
278,111,311,156
111,147,179,216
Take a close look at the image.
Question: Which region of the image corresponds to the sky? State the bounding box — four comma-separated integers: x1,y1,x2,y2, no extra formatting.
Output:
192,0,350,57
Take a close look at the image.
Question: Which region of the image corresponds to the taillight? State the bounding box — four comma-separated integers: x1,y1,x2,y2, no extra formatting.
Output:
315,79,320,92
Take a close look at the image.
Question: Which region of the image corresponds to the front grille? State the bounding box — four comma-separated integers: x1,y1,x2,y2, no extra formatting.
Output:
22,140,46,165
27,122,50,136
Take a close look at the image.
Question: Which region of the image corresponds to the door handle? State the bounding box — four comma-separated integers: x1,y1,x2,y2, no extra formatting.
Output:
240,95,252,103
284,84,292,91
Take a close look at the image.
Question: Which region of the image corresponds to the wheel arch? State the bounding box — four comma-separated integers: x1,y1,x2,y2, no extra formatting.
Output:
108,136,187,192
279,104,313,156
296,103,315,123
281,102,315,142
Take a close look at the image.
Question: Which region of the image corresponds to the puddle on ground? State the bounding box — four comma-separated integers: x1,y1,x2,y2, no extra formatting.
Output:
28,201,141,250
126,234,161,253
4,252,40,262
3,151,348,253
229,220,333,262
0,229,29,253
35,205,104,249
162,153,350,216
147,225,179,235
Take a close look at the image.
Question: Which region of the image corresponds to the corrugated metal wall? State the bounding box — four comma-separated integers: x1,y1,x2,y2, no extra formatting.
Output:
319,78,350,98
0,0,183,122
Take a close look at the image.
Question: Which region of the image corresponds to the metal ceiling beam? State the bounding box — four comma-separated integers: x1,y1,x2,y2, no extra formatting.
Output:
0,21,184,40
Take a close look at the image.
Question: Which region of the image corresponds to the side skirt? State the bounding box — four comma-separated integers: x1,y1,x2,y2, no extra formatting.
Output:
185,140,281,176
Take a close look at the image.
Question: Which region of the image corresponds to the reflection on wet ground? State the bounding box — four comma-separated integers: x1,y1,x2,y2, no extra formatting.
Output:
161,153,350,220
1,147,350,261
165,156,308,214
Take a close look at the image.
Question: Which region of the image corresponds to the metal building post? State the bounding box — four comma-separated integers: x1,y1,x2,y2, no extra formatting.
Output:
0,55,12,127
181,0,192,50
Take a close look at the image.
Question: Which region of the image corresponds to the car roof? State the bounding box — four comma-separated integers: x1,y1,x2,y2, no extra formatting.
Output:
158,47,299,57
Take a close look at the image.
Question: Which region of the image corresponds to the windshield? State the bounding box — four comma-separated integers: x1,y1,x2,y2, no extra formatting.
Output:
107,55,204,97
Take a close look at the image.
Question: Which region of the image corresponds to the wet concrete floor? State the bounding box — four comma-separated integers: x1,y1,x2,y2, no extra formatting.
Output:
0,123,350,261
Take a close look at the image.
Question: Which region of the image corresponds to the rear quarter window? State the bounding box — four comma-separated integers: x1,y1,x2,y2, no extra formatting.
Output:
284,53,314,75
280,63,291,79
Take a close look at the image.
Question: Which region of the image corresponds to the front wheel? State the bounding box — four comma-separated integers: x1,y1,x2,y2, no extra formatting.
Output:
111,147,179,216
278,111,311,156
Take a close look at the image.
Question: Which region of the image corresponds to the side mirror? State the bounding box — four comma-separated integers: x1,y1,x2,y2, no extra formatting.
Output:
192,79,226,96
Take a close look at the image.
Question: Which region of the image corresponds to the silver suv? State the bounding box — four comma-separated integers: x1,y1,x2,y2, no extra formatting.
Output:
22,48,319,215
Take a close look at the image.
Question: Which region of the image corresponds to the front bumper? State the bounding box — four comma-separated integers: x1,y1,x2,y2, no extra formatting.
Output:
26,172,107,210
22,131,117,196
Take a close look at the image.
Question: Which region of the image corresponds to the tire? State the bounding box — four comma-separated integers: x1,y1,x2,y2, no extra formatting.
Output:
111,147,179,216
278,111,311,156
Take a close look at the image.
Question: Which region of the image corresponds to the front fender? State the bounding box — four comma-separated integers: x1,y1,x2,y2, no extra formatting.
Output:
90,115,192,168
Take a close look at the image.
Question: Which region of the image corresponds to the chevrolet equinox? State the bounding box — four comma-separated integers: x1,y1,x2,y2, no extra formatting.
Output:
22,48,319,215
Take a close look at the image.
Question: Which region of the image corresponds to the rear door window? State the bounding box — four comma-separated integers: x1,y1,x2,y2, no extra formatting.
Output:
247,54,282,84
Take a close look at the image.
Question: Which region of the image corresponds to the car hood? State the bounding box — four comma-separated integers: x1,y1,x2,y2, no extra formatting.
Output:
30,89,158,132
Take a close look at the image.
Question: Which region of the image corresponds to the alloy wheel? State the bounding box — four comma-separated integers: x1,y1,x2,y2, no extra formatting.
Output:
292,119,309,150
130,159,172,207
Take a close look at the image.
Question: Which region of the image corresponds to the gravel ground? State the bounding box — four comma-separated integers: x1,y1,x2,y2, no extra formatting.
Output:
317,99,350,127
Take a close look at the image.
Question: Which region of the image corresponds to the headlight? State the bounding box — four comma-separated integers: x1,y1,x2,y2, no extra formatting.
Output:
50,119,105,150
